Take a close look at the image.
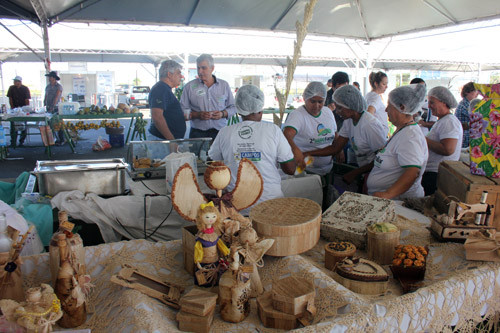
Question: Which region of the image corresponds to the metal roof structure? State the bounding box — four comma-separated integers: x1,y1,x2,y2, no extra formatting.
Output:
1,0,500,41
1,47,498,73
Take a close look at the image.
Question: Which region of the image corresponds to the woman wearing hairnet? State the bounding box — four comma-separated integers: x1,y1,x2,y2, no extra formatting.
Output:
208,85,296,209
366,84,429,199
283,81,338,175
366,71,390,137
421,86,463,195
304,85,386,184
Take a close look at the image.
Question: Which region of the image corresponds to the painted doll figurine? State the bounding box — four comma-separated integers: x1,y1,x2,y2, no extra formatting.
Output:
194,202,230,287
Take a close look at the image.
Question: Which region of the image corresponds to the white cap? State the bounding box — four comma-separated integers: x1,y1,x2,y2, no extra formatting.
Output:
13,76,22,81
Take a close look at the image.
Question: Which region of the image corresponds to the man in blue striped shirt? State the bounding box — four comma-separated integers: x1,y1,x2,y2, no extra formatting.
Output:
180,54,237,141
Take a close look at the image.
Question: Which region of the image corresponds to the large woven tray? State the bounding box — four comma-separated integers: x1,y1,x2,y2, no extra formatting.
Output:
250,197,321,256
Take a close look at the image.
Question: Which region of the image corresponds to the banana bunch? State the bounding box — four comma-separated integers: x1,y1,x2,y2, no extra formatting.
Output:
134,118,148,135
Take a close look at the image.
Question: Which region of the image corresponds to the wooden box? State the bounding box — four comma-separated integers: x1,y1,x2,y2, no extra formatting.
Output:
182,225,198,276
434,161,500,231
366,226,400,265
257,291,298,330
179,288,218,317
324,242,356,270
464,232,500,262
271,276,315,316
333,258,389,295
176,307,215,333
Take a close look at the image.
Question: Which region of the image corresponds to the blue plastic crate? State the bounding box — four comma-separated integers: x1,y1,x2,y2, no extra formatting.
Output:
108,134,124,148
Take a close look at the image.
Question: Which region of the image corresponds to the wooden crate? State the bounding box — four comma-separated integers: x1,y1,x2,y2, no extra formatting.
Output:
182,225,198,276
176,307,214,333
434,161,500,231
179,288,218,316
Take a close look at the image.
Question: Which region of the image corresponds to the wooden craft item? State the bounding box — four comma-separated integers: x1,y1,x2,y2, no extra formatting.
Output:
176,307,215,333
464,230,500,262
321,192,396,249
219,250,251,323
49,212,86,286
324,242,356,270
366,225,400,265
229,158,264,211
172,159,263,222
0,284,63,333
390,245,428,283
389,266,425,294
271,276,315,316
434,160,500,231
179,288,218,316
333,258,389,295
54,233,86,328
250,197,321,256
171,164,207,222
110,264,184,309
257,291,298,330
0,225,35,302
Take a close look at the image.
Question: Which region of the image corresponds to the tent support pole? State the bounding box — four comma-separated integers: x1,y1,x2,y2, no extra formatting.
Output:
42,20,51,72
0,61,5,103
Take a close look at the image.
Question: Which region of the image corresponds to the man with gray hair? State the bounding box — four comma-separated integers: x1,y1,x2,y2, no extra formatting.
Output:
180,54,237,141
148,60,186,140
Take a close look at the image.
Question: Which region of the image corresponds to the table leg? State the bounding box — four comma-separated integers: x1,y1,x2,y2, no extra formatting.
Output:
125,115,134,143
61,122,76,153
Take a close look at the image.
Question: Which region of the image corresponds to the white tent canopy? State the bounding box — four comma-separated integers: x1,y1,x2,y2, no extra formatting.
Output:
1,0,500,41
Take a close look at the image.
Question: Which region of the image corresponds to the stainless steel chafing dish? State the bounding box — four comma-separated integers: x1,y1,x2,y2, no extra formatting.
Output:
34,158,128,196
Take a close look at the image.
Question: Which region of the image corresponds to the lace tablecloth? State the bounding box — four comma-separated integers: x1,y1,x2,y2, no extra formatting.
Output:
19,206,500,332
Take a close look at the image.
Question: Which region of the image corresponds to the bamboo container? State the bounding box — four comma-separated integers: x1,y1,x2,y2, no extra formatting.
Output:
366,225,400,265
250,198,321,256
324,242,356,270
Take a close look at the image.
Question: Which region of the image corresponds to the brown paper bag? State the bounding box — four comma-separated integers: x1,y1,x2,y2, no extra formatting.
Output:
0,252,24,302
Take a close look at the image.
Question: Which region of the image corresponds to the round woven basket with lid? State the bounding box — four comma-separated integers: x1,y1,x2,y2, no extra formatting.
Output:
250,197,321,256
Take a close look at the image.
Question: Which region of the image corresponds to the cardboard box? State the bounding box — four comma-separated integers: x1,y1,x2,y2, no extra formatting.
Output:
464,232,500,262
434,161,500,231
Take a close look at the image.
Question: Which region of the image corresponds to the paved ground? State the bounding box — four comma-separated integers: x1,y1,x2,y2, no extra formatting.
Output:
1,115,148,181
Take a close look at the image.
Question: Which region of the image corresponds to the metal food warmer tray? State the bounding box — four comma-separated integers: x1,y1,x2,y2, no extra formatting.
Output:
126,138,212,180
34,158,128,196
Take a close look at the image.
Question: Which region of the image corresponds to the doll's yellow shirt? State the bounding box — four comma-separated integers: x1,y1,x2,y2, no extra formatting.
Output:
193,238,230,264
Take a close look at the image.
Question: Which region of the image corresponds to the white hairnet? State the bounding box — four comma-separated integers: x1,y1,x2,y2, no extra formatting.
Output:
469,98,481,112
235,85,265,116
388,84,427,115
428,86,458,109
333,85,367,113
303,81,327,101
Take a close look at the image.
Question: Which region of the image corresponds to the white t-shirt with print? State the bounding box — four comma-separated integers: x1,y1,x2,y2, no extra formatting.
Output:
339,112,387,167
425,114,463,173
284,105,337,175
365,91,389,137
208,121,294,206
367,123,428,199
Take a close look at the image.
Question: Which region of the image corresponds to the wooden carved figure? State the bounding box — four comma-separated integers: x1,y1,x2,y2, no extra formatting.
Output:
236,227,274,297
219,247,251,323
194,202,230,287
54,233,87,328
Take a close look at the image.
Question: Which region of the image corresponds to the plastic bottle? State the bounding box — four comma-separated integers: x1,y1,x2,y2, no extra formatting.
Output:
0,214,13,252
